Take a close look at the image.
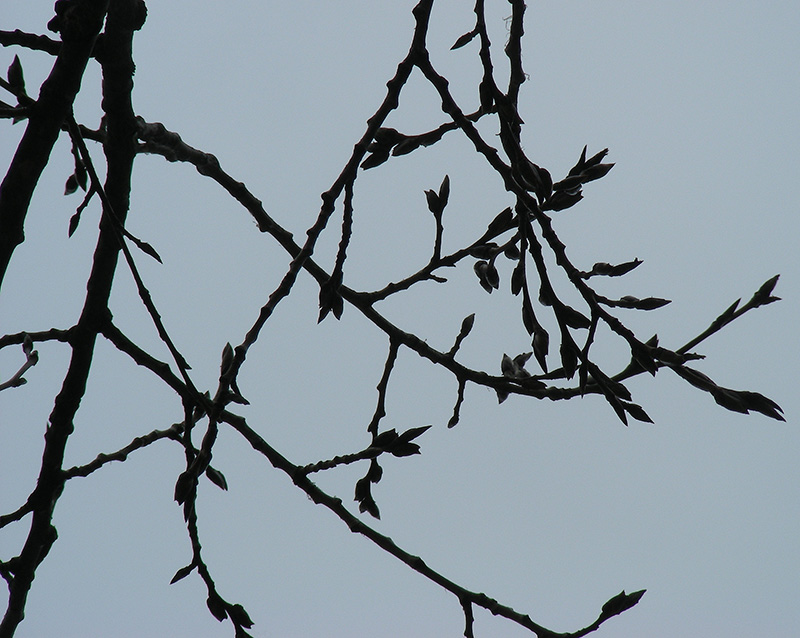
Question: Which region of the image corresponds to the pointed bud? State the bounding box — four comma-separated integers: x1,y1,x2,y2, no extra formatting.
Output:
7,55,24,95
451,29,478,50
560,341,579,379
64,174,79,195
510,261,524,295
581,162,614,183
484,207,514,238
532,328,549,372
501,353,516,378
438,174,450,207
424,189,440,215
220,343,234,375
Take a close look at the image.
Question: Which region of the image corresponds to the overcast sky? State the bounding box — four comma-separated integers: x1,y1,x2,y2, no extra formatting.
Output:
1,2,798,637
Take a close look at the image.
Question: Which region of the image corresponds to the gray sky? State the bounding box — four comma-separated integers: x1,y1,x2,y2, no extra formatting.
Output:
1,1,798,637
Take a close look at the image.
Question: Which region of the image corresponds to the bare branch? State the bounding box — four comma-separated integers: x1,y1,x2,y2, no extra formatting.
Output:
62,424,183,480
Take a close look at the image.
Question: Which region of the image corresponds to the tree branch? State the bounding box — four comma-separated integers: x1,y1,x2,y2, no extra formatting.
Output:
0,1,108,290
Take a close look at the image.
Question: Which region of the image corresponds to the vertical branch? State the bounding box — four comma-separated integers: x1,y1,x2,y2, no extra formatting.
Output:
333,179,355,281
504,0,527,106
432,206,444,263
0,3,143,635
366,339,400,438
319,180,356,322
473,0,500,112
460,595,475,638
447,379,466,428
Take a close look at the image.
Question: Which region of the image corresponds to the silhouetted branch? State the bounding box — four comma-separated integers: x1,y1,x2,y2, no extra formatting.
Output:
0,2,107,290
300,447,383,476
0,334,38,391
179,475,255,637
0,30,61,56
367,339,400,437
223,410,643,638
0,2,134,632
0,501,34,532
505,0,527,105
62,424,183,480
678,274,781,354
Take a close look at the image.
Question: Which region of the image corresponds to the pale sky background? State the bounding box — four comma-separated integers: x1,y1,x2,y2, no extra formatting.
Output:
1,2,798,637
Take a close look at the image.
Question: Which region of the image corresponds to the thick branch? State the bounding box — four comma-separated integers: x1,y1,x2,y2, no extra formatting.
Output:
0,2,108,291
0,4,141,634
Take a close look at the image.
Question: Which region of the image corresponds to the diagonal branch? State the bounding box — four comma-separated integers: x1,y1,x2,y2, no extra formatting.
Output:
62,424,182,480
0,2,108,290
222,410,640,638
